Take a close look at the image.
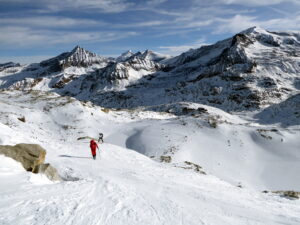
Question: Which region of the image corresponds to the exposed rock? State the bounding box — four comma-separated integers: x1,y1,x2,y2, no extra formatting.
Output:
184,161,206,174
36,163,61,181
52,75,76,89
160,155,172,163
182,107,208,115
17,116,26,123
273,191,300,199
0,144,46,172
40,46,109,71
173,161,206,175
0,143,61,181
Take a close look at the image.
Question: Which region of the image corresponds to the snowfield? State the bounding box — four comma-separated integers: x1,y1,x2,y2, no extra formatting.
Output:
0,90,299,225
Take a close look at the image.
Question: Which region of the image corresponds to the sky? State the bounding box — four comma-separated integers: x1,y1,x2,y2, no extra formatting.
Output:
0,0,300,64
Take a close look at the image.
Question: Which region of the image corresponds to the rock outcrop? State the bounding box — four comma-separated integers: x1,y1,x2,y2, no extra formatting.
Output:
0,143,61,181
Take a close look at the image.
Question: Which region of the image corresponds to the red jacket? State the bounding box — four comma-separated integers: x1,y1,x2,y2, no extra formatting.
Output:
90,140,98,151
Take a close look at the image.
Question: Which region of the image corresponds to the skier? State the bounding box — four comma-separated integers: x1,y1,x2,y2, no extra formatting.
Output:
90,139,99,160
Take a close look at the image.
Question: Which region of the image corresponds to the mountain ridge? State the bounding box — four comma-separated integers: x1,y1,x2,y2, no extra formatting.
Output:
0,27,299,116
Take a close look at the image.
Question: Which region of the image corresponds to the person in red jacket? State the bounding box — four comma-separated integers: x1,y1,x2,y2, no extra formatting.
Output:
90,139,99,160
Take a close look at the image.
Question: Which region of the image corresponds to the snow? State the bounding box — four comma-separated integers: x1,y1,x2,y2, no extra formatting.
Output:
0,90,299,225
1,27,300,224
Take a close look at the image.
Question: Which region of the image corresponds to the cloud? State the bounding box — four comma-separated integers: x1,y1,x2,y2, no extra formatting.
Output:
0,55,55,64
1,0,300,57
0,16,103,28
114,20,169,28
214,15,258,33
0,0,132,13
150,3,253,32
50,0,132,13
158,39,207,55
145,0,168,6
260,15,300,30
214,14,300,34
0,26,138,47
203,0,300,6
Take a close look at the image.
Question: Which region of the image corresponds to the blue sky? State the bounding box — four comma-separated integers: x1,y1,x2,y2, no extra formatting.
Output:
0,0,300,63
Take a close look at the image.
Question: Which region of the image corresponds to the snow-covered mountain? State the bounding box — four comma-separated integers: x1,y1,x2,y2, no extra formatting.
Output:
2,27,299,113
40,45,109,71
116,50,134,62
0,46,111,91
0,62,21,72
161,27,300,111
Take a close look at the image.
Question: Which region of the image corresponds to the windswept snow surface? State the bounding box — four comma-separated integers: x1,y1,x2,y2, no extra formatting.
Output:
0,91,299,225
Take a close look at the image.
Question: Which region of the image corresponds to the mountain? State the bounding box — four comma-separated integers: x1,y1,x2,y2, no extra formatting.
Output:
74,27,300,111
40,45,109,72
0,62,21,72
136,50,171,62
0,46,111,91
116,50,134,62
0,27,299,112
161,27,300,110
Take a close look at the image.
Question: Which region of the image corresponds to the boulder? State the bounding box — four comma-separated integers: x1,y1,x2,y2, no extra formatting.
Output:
0,144,46,172
0,143,61,181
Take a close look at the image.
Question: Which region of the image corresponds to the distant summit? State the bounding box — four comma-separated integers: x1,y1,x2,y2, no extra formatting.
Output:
40,46,109,71
116,50,134,62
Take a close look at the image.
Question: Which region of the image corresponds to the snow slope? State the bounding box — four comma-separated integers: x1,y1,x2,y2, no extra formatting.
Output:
0,91,299,225
1,145,300,225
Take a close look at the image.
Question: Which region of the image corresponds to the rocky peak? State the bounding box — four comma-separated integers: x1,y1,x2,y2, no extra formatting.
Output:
60,45,100,67
69,45,95,57
140,50,170,62
40,46,109,71
116,50,134,62
95,55,162,84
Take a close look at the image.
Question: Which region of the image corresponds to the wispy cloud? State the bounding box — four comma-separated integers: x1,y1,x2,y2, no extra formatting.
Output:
158,39,208,56
0,0,132,13
214,14,300,34
0,0,169,13
0,55,55,64
0,16,104,28
114,20,169,28
216,0,300,6
1,0,300,58
0,26,138,47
